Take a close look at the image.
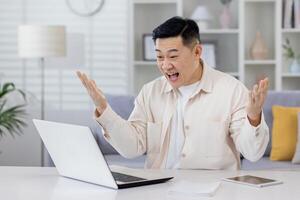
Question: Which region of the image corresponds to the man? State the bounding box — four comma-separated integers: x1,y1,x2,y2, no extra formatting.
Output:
77,16,269,170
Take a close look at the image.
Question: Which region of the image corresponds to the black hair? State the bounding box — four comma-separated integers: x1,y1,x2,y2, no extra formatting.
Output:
152,16,201,47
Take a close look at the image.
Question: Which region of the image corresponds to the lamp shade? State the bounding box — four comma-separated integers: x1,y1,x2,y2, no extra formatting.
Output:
190,6,212,21
18,25,66,58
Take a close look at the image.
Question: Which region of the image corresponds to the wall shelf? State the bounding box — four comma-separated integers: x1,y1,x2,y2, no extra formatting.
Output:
282,29,300,33
201,29,239,34
134,61,157,66
282,73,300,78
244,60,276,65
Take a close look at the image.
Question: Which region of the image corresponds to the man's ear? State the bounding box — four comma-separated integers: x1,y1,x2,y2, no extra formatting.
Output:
194,43,202,58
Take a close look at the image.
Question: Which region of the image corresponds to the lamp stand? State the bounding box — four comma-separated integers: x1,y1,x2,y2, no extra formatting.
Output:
40,57,45,166
18,25,66,167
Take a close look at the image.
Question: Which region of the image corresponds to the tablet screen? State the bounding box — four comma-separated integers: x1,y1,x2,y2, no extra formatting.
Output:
226,175,277,185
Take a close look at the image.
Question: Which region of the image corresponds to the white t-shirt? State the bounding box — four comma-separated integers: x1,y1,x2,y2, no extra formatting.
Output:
166,81,201,169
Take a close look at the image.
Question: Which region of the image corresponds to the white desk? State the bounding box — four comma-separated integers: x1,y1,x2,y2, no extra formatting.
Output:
0,166,299,200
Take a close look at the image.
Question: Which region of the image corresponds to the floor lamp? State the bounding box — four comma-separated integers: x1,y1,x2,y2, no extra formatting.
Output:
18,25,66,166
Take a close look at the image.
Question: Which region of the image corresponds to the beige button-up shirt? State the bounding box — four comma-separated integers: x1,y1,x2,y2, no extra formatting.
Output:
96,62,269,170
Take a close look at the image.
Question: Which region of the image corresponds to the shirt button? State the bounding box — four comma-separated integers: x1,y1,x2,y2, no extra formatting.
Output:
184,125,189,130
181,153,186,158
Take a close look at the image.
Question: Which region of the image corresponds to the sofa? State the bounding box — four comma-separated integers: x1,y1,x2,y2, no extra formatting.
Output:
46,91,300,170
241,91,300,170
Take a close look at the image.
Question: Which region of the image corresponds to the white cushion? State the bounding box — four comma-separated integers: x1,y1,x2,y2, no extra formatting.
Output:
292,112,300,164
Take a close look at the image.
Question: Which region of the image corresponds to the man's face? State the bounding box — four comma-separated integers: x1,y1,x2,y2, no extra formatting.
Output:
155,36,202,88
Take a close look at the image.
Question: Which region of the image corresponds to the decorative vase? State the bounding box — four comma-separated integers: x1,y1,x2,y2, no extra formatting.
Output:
219,4,231,29
250,31,268,60
197,20,209,30
289,59,300,73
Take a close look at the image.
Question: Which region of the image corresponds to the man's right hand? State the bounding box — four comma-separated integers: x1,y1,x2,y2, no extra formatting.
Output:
76,71,107,117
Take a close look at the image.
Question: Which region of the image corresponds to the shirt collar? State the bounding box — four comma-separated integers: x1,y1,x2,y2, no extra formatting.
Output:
162,60,213,94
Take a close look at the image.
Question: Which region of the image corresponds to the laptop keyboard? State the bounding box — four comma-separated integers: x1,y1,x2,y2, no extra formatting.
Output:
111,171,146,182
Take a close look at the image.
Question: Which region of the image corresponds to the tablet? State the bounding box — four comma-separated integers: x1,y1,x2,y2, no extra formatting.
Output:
222,175,283,187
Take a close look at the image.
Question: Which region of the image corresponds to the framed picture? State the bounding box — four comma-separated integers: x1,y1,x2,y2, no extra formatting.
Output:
201,41,217,68
143,34,156,61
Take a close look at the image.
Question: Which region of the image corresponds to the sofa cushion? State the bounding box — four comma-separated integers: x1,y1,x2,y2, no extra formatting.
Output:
262,91,300,156
292,112,300,163
270,106,300,161
241,156,300,170
104,154,145,168
93,94,135,155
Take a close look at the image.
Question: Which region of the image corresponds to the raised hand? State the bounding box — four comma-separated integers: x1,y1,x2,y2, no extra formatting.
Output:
246,77,269,127
76,71,107,116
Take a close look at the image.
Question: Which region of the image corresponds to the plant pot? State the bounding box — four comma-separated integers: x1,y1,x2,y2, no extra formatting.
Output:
289,59,300,73
250,31,268,60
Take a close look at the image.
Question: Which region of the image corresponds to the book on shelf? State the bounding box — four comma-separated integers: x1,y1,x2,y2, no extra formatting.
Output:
284,0,294,28
283,0,300,28
292,0,295,27
295,0,300,28
282,0,285,28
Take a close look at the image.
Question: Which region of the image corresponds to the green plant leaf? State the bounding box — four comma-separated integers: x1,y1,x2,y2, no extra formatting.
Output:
0,82,27,102
0,100,7,112
0,81,27,139
0,83,15,98
282,38,296,59
17,89,26,101
282,44,289,49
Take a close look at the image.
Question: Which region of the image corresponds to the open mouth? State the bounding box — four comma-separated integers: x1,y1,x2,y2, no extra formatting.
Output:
167,72,179,82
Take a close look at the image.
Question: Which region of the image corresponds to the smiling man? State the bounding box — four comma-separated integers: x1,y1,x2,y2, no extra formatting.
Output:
77,16,269,170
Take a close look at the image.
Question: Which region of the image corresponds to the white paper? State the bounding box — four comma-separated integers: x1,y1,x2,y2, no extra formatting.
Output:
168,180,220,197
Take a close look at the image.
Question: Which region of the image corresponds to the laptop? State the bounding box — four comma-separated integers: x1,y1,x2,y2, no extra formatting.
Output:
33,119,173,189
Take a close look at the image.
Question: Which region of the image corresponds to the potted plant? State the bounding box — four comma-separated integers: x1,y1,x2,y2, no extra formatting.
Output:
282,38,300,73
219,0,232,29
0,82,27,139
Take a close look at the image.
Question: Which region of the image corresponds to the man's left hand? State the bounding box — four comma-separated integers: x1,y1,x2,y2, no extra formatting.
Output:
246,78,269,127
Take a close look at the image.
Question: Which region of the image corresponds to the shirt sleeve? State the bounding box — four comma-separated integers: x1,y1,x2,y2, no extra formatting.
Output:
229,83,270,162
94,86,148,159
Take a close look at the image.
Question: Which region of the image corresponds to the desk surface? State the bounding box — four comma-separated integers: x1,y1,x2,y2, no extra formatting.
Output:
1,166,299,200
